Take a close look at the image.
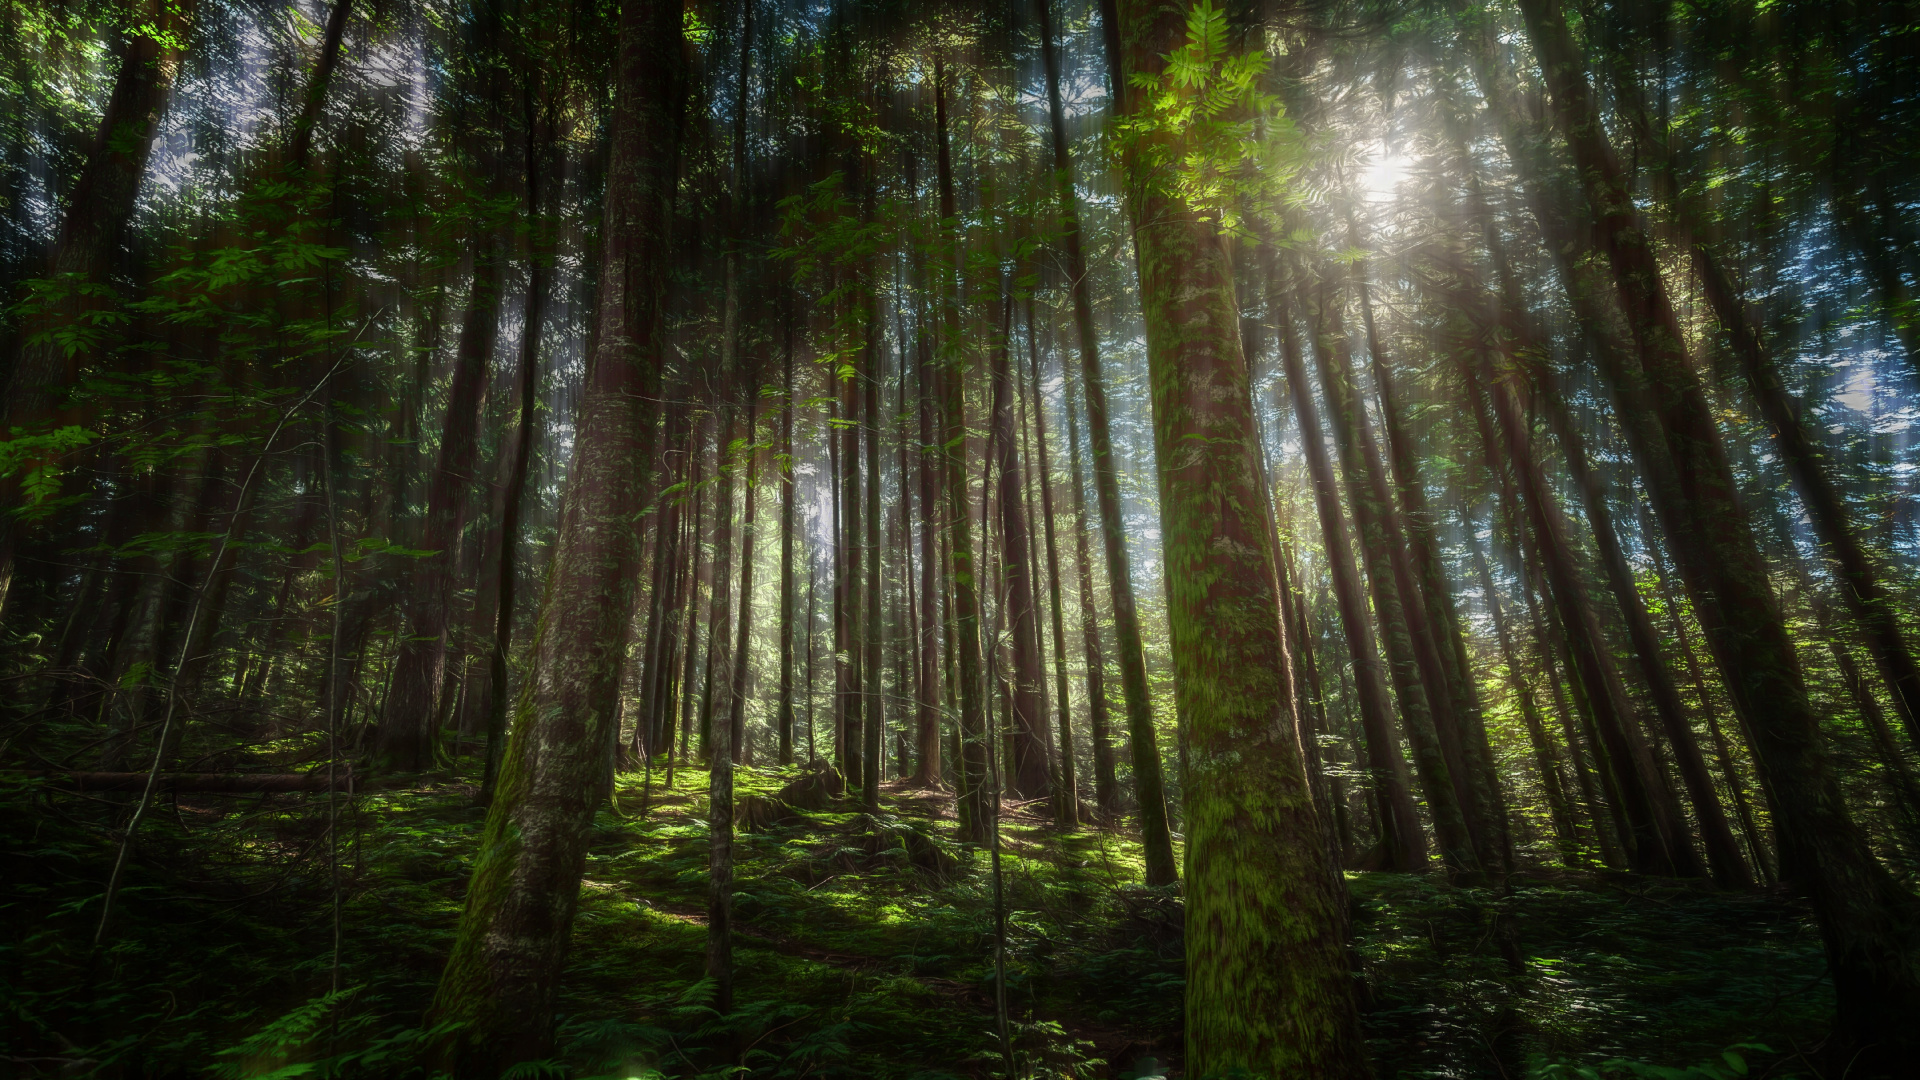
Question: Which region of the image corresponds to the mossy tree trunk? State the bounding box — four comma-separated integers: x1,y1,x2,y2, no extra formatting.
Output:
426,0,681,1069
1114,1,1371,1072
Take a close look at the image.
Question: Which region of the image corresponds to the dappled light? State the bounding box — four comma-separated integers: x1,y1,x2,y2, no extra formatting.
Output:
3,0,1917,1076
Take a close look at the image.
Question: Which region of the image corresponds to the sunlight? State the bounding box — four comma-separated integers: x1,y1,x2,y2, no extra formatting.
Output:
1361,145,1410,202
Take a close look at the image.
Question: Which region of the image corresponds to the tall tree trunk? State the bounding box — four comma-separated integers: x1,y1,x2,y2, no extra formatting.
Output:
1063,346,1116,817
1305,275,1480,877
1641,502,1773,880
1469,523,1582,862
676,423,710,772
1456,135,1747,884
934,60,988,841
428,0,681,1067
837,334,865,790
1605,57,1920,749
990,285,1053,800
482,90,552,800
1516,0,1920,1055
700,399,739,763
913,319,944,786
1,0,193,621
1466,355,1689,877
1529,356,1745,885
728,398,759,764
285,0,355,171
862,299,885,807
1114,3,1370,1068
1350,235,1508,872
378,221,502,772
1028,304,1078,825
1275,285,1426,874
778,313,797,765
1507,493,1621,868
1036,0,1174,883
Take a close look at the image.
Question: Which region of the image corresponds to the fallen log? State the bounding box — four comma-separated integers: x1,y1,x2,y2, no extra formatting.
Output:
21,771,357,794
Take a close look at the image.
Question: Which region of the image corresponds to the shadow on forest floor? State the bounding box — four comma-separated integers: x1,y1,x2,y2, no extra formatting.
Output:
2,764,1833,1078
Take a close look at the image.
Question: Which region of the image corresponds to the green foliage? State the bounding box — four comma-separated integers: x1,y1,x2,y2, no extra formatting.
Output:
1114,1,1307,236
1539,1043,1772,1080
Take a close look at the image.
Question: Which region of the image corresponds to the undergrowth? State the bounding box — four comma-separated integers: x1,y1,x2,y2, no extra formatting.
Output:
1,764,1832,1078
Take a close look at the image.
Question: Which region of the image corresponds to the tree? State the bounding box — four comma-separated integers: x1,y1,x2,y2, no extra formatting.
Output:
427,0,683,1067
1514,0,1920,1059
1114,1,1370,1071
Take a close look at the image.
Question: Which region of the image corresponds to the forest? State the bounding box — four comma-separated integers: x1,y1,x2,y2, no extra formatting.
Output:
3,0,1918,1075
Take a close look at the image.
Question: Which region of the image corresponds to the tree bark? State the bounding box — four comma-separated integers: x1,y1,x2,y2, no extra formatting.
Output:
1350,235,1508,873
1275,285,1426,874
427,0,681,1067
1466,353,1690,877
1469,523,1582,863
934,60,988,842
1063,343,1117,817
2,0,194,620
990,287,1053,801
1306,275,1480,877
379,222,503,771
483,90,552,800
1037,0,1174,883
1028,304,1078,824
1114,2,1371,1068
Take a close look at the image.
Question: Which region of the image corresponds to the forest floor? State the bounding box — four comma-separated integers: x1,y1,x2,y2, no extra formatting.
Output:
3,764,1834,1079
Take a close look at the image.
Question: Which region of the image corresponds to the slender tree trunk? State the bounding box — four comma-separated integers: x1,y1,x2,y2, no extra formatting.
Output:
285,0,355,171
428,0,681,1067
728,398,759,764
1275,286,1426,874
1029,304,1078,825
1530,357,1745,884
1351,236,1508,873
637,400,691,761
1036,0,1173,883
1470,524,1581,862
935,60,988,841
1506,494,1620,868
701,399,739,763
1641,504,1773,880
1063,348,1117,817
990,285,1053,800
838,332,865,790
1517,0,1920,1053
1305,275,1479,876
1467,357,1688,877
1832,640,1920,857
863,298,885,807
913,321,944,787
1457,145,1745,884
779,314,797,765
482,91,552,800
676,424,710,774
1114,3,1370,1067
380,222,502,771
1608,63,1920,751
